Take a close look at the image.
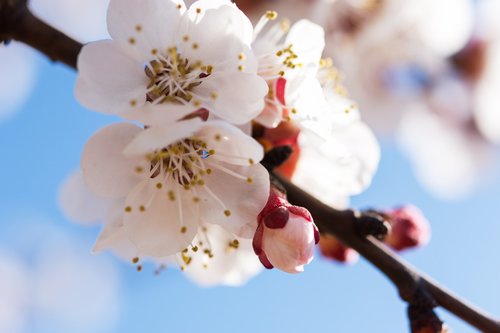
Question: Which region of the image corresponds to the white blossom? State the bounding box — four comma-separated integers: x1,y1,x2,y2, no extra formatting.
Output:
0,43,38,122
59,174,264,286
397,105,493,200
290,66,380,207
252,14,326,127
75,0,268,125
81,120,269,258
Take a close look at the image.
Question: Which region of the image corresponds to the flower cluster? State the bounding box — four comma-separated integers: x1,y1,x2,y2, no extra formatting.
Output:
65,0,380,285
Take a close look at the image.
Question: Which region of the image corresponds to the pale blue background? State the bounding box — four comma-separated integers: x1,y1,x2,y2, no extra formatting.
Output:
1,52,499,333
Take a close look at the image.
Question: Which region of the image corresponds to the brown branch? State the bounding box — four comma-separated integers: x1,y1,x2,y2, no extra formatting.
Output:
0,0,80,68
274,173,500,333
2,2,499,332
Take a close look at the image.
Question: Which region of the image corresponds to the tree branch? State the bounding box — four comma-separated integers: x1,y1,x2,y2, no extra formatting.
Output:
2,2,499,332
0,0,80,68
274,173,500,333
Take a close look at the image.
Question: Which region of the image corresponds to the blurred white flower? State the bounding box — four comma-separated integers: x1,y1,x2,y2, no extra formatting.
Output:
29,0,110,43
31,237,120,333
474,44,500,144
0,225,120,333
0,252,29,333
404,0,474,57
76,0,267,125
58,169,113,225
81,120,269,258
0,43,38,122
398,105,493,200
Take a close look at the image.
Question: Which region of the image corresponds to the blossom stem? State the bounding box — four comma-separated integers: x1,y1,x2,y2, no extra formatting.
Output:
2,2,499,331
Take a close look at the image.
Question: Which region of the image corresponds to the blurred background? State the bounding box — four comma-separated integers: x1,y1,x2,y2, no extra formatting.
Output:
1,0,500,332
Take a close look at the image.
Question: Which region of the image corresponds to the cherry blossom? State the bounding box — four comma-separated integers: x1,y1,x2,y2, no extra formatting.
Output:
397,105,493,200
75,0,268,125
252,13,326,128
81,120,269,258
59,172,264,286
0,43,38,122
290,73,380,206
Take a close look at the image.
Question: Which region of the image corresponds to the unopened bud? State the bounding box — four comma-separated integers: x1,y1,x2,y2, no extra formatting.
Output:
319,234,359,264
253,185,319,273
385,205,431,251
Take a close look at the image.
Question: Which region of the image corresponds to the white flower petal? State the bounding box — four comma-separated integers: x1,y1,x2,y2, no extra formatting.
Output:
293,121,380,201
285,19,325,71
121,103,192,126
0,44,37,122
200,163,269,238
123,118,204,156
193,71,267,124
187,0,252,44
76,40,147,115
82,123,147,198
182,223,262,287
179,4,256,71
123,179,198,257
107,0,184,62
93,200,139,261
197,121,264,165
58,170,113,225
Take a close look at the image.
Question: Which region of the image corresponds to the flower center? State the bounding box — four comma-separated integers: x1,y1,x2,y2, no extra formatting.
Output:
148,138,212,190
144,47,212,104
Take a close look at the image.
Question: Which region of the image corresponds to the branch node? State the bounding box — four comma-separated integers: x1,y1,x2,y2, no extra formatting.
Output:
261,145,293,171
355,210,391,240
408,285,447,333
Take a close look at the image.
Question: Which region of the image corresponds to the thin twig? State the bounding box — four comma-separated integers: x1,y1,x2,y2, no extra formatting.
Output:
1,1,499,331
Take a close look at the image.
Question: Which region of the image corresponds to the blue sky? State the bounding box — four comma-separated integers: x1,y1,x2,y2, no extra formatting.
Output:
1,51,499,333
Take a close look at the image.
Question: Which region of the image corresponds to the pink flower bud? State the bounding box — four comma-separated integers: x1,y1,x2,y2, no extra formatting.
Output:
384,205,431,251
318,234,359,264
253,186,319,273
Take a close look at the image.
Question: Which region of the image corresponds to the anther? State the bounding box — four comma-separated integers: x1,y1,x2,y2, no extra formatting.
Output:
124,206,132,213
128,37,136,45
265,10,278,20
224,210,231,217
180,226,187,234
